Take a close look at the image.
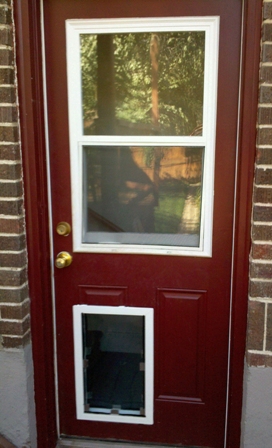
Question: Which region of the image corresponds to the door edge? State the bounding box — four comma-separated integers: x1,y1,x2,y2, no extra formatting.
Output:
14,0,58,447
225,0,262,446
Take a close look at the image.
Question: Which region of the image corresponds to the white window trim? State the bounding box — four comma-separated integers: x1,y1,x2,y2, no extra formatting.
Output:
66,16,219,257
73,305,154,424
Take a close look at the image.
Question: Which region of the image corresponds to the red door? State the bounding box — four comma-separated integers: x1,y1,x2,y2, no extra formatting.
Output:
43,0,243,446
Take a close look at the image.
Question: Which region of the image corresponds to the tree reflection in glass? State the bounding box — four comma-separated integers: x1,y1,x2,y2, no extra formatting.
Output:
80,32,205,137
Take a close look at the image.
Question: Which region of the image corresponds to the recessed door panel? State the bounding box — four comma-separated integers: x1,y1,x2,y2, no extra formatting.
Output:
157,289,206,401
43,0,243,446
79,285,127,306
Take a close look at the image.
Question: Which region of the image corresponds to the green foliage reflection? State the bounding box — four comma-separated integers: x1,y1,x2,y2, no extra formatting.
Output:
80,32,205,136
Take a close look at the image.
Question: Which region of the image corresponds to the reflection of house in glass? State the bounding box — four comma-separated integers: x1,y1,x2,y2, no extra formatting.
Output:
84,145,203,240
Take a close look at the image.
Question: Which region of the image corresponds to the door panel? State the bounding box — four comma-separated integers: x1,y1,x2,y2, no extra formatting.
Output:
157,289,206,402
43,0,242,446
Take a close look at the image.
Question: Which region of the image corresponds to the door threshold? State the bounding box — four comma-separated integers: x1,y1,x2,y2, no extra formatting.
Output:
56,438,202,448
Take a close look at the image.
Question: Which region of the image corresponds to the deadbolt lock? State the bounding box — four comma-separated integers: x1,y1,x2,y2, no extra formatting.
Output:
55,251,73,269
56,222,71,236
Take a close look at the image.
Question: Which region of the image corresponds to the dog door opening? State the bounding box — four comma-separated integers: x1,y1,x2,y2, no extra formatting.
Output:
73,305,154,424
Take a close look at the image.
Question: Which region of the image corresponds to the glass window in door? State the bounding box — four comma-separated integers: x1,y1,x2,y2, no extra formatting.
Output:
66,17,219,256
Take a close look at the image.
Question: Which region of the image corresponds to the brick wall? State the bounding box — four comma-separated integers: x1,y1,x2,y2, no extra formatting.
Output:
0,0,30,349
247,0,272,367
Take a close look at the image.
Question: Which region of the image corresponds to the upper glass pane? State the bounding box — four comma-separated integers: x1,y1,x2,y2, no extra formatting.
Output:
80,32,205,137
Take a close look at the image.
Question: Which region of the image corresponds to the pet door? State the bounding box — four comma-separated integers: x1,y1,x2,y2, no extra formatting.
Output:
73,305,154,424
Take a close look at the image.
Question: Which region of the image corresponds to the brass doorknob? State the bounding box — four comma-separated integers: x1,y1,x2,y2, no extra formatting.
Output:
55,251,73,269
56,222,71,236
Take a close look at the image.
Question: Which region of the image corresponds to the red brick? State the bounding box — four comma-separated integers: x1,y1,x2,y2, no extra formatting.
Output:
0,315,30,336
252,224,272,241
250,280,272,298
0,181,23,197
0,235,26,251
267,303,272,351
260,85,272,103
0,217,25,233
0,106,18,123
0,251,27,268
263,22,272,41
0,7,12,25
0,285,28,303
2,331,30,349
257,128,272,146
0,126,19,142
0,163,22,180
0,199,23,215
255,168,272,185
247,352,272,367
262,43,272,63
0,67,14,84
253,186,272,202
261,66,272,84
0,198,23,214
264,3,272,20
0,85,15,102
256,168,272,185
0,268,27,287
250,262,272,279
252,243,272,259
0,27,12,46
0,144,20,160
258,107,272,125
247,301,265,350
253,205,272,221
0,48,13,67
0,301,29,320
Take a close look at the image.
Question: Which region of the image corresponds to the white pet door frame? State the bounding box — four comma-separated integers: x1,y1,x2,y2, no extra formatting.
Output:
73,305,154,425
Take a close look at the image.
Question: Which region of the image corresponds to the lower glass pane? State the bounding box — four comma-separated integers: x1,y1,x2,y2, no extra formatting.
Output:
82,313,145,416
83,146,204,247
